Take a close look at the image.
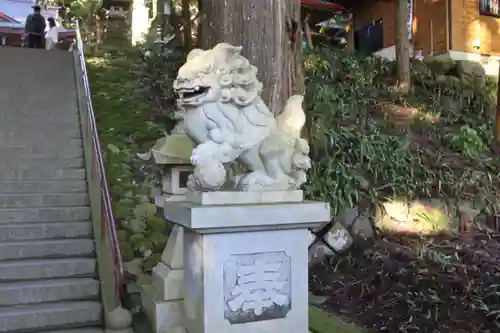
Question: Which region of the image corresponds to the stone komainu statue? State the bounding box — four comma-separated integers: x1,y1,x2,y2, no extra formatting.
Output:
173,43,311,192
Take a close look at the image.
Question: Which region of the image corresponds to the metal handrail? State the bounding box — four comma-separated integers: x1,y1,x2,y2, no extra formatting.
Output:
74,21,124,303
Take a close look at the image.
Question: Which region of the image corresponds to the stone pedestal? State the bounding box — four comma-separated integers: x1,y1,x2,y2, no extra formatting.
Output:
163,192,330,333
141,127,194,333
141,225,186,333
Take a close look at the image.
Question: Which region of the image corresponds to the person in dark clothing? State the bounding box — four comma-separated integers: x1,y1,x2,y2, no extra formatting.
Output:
24,5,46,49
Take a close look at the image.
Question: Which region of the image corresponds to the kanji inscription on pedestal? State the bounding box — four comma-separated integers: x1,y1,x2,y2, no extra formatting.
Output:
223,251,291,324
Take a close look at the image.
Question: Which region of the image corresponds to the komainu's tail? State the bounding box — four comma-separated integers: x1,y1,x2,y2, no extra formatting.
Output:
275,95,306,139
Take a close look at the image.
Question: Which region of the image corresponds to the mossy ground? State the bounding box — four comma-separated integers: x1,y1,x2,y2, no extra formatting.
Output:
87,49,169,272
309,306,363,333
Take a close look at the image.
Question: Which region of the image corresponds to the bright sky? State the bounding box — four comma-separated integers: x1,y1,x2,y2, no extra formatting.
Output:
0,0,58,24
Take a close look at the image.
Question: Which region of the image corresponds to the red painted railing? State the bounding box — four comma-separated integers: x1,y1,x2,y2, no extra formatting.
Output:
74,21,124,305
301,0,345,10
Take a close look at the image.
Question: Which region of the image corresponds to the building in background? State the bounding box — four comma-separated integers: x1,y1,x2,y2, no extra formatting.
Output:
339,0,500,75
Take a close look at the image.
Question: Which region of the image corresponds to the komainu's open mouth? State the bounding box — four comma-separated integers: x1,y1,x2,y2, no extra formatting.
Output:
178,86,209,102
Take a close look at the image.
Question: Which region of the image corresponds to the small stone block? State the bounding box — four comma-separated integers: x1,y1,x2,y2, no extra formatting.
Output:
160,225,184,269
308,242,334,265
152,262,184,301
141,284,184,333
323,224,353,252
187,190,304,205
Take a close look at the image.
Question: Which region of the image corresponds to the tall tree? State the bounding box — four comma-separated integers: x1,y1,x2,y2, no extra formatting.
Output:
395,0,411,93
495,65,500,142
200,0,304,114
181,0,192,50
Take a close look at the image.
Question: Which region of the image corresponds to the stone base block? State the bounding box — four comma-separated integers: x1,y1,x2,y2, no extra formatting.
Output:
161,225,184,270
164,197,331,333
141,284,184,333
183,227,310,333
164,200,330,233
152,262,184,301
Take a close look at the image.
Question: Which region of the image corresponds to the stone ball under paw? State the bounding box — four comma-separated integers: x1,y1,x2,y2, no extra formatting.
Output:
193,162,226,190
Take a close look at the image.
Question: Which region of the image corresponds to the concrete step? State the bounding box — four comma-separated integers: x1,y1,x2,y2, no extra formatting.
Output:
0,145,83,159
0,119,80,128
0,206,90,223
0,168,86,181
0,117,80,127
0,258,96,282
0,278,100,306
0,107,78,114
0,125,81,136
0,239,95,260
0,221,93,241
0,301,102,332
0,128,81,140
0,138,82,149
0,193,89,208
33,329,103,333
0,180,87,194
0,158,85,169
0,114,79,123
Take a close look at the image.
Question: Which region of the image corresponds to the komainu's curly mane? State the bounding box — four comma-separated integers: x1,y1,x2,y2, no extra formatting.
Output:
174,43,310,192
216,51,263,107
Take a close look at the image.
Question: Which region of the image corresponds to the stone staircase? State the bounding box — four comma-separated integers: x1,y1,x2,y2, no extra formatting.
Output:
0,48,103,332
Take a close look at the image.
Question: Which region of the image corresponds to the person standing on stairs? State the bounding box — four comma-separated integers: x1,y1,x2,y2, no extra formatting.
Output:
45,17,58,50
24,5,46,49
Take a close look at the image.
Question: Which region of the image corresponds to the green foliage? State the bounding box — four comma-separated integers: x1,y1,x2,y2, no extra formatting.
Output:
40,0,102,24
70,0,102,21
309,305,363,333
304,48,427,212
138,37,187,121
304,46,500,216
445,125,487,159
88,48,170,271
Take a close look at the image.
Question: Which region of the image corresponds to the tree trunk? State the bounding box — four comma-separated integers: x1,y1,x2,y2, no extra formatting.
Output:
181,0,192,51
95,14,102,46
152,0,158,20
304,14,314,50
200,0,303,115
495,64,500,142
196,0,203,47
155,0,165,38
395,0,411,93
